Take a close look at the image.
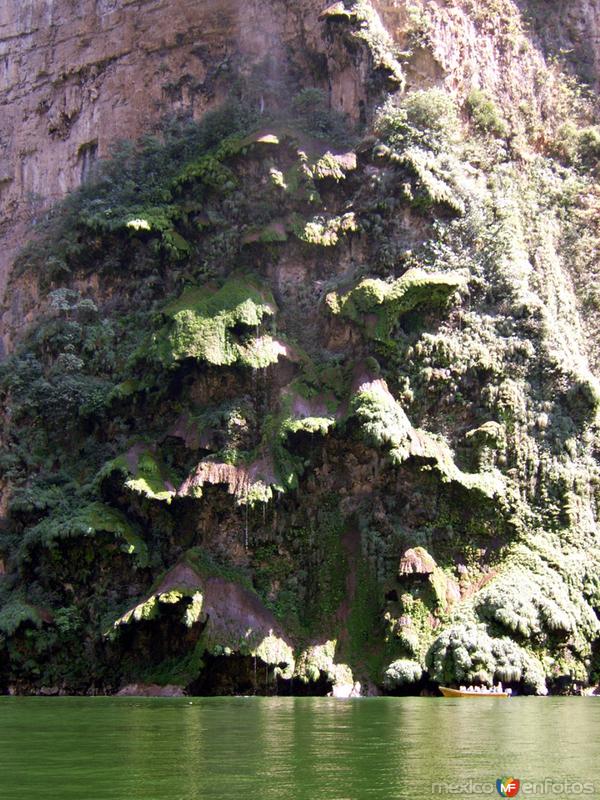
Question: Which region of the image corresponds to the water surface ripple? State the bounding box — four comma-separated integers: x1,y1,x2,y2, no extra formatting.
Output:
1,697,598,800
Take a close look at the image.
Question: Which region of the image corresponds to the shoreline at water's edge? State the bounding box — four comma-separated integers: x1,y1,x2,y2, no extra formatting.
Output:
2,686,599,698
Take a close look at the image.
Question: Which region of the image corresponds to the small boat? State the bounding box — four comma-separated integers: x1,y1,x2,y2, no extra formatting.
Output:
439,686,510,698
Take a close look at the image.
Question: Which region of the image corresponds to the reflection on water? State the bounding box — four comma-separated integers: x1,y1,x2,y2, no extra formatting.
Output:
0,697,598,800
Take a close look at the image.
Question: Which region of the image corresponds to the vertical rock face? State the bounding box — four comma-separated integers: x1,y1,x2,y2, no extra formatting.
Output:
518,0,600,86
2,0,599,306
0,0,328,303
1,0,600,697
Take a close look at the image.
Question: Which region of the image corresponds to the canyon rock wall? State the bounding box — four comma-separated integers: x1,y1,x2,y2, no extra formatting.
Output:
1,0,600,696
3,0,599,315
0,0,329,307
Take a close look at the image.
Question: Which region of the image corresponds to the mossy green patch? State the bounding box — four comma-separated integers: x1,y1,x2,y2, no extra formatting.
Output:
383,658,423,689
426,623,548,694
79,502,148,566
19,501,147,566
294,213,358,246
100,448,179,504
0,601,44,636
153,276,277,367
327,268,466,345
295,640,354,687
350,379,504,499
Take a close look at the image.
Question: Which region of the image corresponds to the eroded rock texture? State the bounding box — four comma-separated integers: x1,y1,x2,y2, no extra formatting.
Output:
0,0,330,317
0,0,600,696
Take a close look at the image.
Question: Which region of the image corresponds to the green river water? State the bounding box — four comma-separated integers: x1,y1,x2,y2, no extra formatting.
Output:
0,697,598,800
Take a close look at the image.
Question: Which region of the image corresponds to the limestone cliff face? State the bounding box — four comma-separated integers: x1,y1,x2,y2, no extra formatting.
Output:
1,0,600,697
2,0,599,333
0,0,327,307
519,0,600,86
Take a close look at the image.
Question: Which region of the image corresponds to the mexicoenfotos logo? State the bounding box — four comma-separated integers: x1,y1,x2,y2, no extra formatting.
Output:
432,778,595,795
496,778,520,797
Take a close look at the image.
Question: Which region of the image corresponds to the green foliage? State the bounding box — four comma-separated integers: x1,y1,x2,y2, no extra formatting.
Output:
4,355,112,427
9,484,66,516
553,123,600,167
82,503,148,566
475,565,598,645
466,89,510,138
350,379,504,498
291,88,354,144
136,640,206,687
333,1,405,87
3,42,600,697
327,268,465,343
53,606,84,634
398,148,466,213
294,213,358,246
169,134,243,192
345,558,383,666
16,102,261,277
302,501,347,632
375,91,460,153
350,381,414,463
295,640,353,687
577,126,600,164
20,502,147,566
426,623,547,694
183,548,254,592
383,658,423,688
151,276,278,367
101,449,179,505
0,601,43,636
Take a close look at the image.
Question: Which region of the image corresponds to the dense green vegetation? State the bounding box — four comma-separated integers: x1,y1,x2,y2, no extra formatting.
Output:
1,0,600,696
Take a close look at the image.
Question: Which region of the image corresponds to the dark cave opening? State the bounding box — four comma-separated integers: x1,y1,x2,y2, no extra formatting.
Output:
382,674,440,697
186,653,333,697
276,673,334,697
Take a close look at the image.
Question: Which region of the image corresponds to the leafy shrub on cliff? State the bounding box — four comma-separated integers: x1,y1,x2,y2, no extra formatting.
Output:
426,623,547,694
4,355,112,429
98,448,180,505
466,89,510,138
577,127,600,164
291,88,353,144
552,123,600,167
474,564,599,646
350,381,414,463
294,213,358,247
374,90,460,153
295,639,353,688
327,268,465,343
150,276,278,368
15,101,260,278
383,658,423,689
321,1,404,88
19,502,147,566
8,482,68,520
0,601,43,636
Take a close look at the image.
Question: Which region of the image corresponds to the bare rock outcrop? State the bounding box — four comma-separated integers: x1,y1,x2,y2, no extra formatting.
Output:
0,0,327,311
